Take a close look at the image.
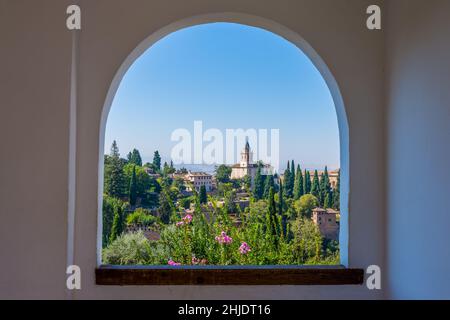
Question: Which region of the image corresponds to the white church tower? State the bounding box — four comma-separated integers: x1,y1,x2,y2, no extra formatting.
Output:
240,140,253,167
231,140,259,182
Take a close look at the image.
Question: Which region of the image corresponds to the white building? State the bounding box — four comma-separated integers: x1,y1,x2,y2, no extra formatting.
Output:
230,141,272,184
185,172,213,192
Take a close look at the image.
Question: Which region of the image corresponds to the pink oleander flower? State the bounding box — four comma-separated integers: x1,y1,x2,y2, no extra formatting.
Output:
176,221,184,227
168,259,181,266
182,214,193,224
239,242,251,255
215,231,233,245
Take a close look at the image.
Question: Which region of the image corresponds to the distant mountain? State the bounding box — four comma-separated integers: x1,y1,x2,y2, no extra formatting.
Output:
173,164,217,174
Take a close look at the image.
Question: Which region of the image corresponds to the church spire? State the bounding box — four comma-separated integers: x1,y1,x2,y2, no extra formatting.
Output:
240,138,252,166
245,138,250,153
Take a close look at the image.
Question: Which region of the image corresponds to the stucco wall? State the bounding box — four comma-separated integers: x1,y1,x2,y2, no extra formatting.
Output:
0,0,72,299
0,0,387,299
385,0,450,299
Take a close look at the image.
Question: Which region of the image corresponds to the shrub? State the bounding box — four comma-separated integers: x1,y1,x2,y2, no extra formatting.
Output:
103,231,152,265
126,208,157,227
103,199,339,266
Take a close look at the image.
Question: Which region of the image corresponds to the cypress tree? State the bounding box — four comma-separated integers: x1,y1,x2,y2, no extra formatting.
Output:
106,140,126,198
263,174,274,199
278,180,283,215
290,160,295,193
162,161,169,175
333,170,340,210
127,149,142,166
311,170,320,199
293,164,304,199
303,169,311,194
324,193,332,209
152,150,161,172
111,140,120,158
199,185,207,204
158,188,173,224
283,161,293,198
129,165,137,206
267,187,279,246
253,164,264,200
109,202,124,243
321,166,332,208
319,172,326,206
278,179,287,238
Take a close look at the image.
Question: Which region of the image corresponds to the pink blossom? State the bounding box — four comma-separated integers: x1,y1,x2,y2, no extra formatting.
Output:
215,231,233,245
176,221,184,227
168,259,181,266
239,242,251,255
183,214,193,224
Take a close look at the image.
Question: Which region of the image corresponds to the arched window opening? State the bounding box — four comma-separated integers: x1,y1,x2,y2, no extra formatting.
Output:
99,21,347,269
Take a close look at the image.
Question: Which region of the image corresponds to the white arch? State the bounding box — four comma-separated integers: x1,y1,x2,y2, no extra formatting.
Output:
97,12,349,266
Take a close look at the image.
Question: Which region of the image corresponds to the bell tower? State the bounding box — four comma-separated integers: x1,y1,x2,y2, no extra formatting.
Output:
240,140,252,167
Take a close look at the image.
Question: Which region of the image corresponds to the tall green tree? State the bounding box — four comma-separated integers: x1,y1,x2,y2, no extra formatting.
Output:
102,195,119,247
290,160,295,193
163,160,175,174
278,179,288,237
243,174,252,192
263,174,274,199
199,185,207,204
127,148,142,166
333,170,340,210
311,170,320,199
253,164,264,200
320,166,332,208
158,187,173,224
303,169,311,194
104,140,126,198
293,164,304,200
129,165,138,206
324,193,332,209
109,201,125,243
319,172,325,206
223,190,236,214
110,140,120,157
215,164,232,183
278,180,283,216
283,161,293,198
152,150,161,172
267,187,279,246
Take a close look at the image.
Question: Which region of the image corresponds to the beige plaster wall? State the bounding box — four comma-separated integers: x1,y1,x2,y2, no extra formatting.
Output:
1,0,386,299
385,0,450,299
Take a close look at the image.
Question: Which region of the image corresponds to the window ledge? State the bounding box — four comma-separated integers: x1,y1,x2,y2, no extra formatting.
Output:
96,265,364,286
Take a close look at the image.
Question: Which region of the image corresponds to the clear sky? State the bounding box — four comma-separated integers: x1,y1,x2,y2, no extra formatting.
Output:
105,22,340,171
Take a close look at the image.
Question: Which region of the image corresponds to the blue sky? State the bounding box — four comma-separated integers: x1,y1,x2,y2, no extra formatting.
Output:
105,23,339,170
